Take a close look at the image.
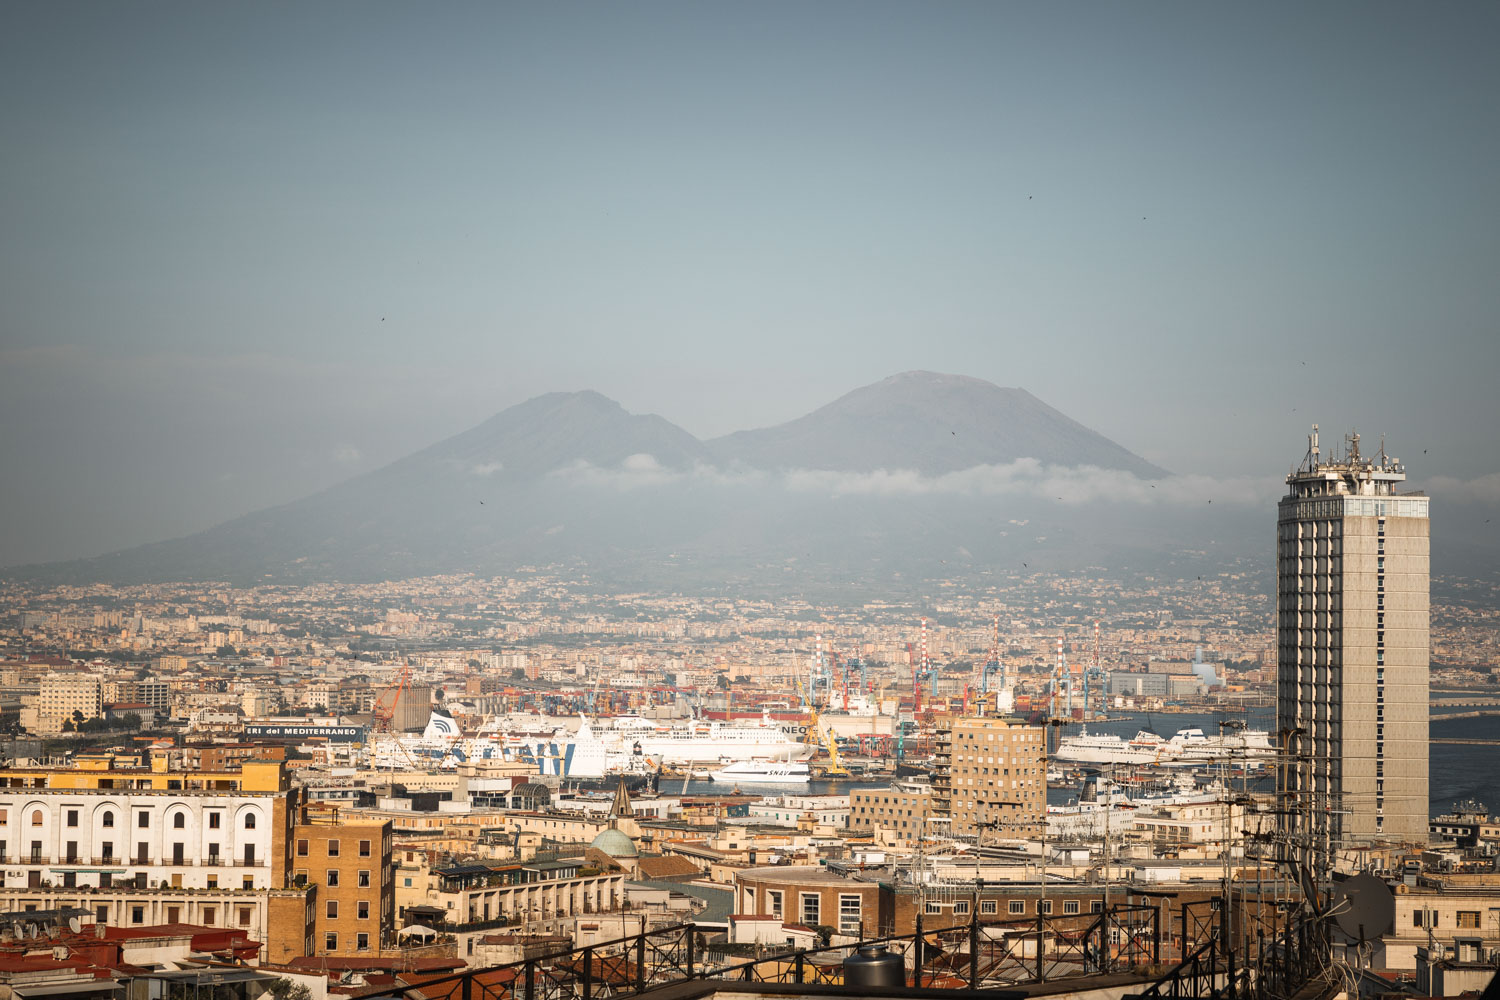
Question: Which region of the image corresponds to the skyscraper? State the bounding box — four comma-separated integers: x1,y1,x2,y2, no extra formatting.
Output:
1277,427,1429,850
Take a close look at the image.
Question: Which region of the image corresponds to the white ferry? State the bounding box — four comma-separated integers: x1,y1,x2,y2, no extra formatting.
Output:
709,760,812,784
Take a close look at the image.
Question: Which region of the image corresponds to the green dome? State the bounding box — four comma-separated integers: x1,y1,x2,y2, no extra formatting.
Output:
590,828,639,858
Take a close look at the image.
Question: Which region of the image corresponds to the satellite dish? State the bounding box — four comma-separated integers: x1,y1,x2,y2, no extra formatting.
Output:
67,917,82,934
1334,872,1395,940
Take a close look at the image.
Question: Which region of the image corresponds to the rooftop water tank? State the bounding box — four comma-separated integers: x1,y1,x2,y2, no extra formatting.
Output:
843,944,904,989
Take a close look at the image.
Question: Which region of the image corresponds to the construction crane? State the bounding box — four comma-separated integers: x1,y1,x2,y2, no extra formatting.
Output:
372,662,412,734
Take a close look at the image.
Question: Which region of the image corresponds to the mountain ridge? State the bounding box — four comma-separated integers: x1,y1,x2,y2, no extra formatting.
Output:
709,371,1166,478
6,372,1173,584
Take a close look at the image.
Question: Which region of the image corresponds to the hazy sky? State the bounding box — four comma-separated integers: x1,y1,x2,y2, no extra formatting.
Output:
3,2,1497,567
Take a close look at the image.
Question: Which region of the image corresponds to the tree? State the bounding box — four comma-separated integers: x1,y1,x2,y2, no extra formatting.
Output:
267,980,312,1000
61,719,74,732
121,712,142,731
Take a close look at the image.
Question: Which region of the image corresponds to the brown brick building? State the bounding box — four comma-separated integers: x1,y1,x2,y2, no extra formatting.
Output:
848,780,936,839
292,804,395,956
734,866,1288,952
933,717,1046,839
734,867,882,937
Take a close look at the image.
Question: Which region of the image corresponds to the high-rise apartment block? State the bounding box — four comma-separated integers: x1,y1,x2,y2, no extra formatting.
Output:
33,673,104,732
1277,427,1429,847
932,717,1046,840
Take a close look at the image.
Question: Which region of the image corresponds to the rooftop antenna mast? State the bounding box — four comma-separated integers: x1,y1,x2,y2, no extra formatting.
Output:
1302,424,1320,473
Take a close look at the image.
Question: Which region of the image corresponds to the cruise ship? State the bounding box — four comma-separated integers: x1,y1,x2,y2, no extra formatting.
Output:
1047,773,1228,838
367,711,806,776
603,713,808,766
1052,727,1274,766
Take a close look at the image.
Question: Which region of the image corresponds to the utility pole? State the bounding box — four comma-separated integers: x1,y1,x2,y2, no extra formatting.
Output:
1102,762,1112,920
1218,719,1245,962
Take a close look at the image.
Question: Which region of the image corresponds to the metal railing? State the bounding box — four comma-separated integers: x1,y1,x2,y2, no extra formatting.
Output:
360,902,1166,1000
1127,901,1330,1000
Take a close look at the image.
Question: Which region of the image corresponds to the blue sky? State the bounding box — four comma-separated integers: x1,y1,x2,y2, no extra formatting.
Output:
2,2,1497,565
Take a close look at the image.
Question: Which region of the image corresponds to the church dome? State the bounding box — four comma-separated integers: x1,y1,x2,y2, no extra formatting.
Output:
590,828,639,858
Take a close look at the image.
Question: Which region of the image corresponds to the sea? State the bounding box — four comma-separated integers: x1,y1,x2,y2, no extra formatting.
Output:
667,707,1500,818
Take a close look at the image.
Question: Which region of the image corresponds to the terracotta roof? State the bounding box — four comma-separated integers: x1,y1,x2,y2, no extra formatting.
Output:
290,957,466,975
636,855,701,879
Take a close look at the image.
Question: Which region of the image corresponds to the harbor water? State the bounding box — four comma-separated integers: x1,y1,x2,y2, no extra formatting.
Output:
662,707,1500,819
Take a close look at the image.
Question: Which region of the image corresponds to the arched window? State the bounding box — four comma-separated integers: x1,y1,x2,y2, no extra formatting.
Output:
173,813,186,829
29,810,43,827
244,813,257,830
102,811,115,828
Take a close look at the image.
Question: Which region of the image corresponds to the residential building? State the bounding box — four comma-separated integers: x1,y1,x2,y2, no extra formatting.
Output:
1378,873,1500,970
33,673,104,732
291,804,395,956
733,866,881,937
1277,428,1429,847
847,781,936,839
0,756,314,961
931,717,1046,839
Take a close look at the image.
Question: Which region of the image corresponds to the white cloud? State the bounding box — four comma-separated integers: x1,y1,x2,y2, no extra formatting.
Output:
470,462,503,476
332,446,363,466
552,455,1282,507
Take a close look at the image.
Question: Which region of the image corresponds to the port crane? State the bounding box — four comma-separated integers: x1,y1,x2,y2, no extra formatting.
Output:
796,679,848,776
1080,620,1109,720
